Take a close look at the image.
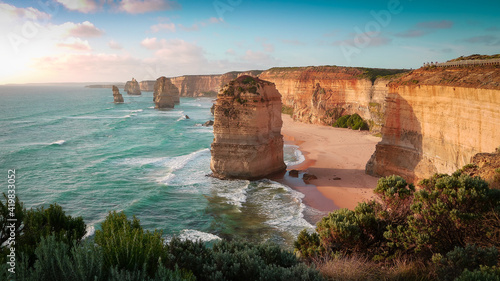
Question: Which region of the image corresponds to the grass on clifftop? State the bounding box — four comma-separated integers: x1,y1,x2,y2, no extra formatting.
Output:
449,54,500,62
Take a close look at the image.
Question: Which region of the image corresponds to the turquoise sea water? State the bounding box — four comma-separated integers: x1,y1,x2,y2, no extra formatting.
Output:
0,85,315,247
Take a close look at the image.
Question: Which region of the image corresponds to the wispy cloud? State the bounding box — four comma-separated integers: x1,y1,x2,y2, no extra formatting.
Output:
485,26,500,32
118,0,180,14
150,22,176,33
416,20,454,29
463,35,500,46
281,39,306,46
65,21,104,37
395,20,454,38
57,37,91,51
108,40,123,50
0,2,51,22
55,0,101,13
55,0,180,14
333,33,392,47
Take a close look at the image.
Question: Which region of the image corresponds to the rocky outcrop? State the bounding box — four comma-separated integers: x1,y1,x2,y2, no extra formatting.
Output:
210,76,286,179
124,78,142,95
259,66,404,132
366,66,500,182
139,80,155,92
112,85,124,103
153,77,179,109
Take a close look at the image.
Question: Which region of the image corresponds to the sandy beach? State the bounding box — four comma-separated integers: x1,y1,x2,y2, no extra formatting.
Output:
279,115,381,212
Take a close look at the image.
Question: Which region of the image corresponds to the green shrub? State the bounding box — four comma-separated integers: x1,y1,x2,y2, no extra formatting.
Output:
433,244,498,281
386,174,496,255
333,114,369,130
456,265,500,281
333,115,350,128
95,211,167,278
282,105,294,116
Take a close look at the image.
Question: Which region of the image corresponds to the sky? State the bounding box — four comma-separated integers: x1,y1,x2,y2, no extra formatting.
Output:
0,0,499,84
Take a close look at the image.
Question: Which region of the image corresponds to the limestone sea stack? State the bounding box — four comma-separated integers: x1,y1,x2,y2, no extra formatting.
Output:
153,76,180,109
124,78,142,95
210,76,286,179
112,85,124,103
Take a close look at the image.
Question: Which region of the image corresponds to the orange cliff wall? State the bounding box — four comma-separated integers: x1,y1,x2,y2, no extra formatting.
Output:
366,66,500,182
259,66,389,131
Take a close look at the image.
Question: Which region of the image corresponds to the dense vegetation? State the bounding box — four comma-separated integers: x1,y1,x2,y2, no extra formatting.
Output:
333,113,369,130
295,168,500,280
3,163,500,280
0,198,323,281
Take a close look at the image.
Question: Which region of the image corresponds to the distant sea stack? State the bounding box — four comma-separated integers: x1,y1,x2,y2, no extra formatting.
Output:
112,85,124,103
153,76,180,109
124,78,142,95
210,76,286,179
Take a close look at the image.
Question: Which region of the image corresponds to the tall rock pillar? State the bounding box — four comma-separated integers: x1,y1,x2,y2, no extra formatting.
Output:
154,76,179,109
210,76,286,179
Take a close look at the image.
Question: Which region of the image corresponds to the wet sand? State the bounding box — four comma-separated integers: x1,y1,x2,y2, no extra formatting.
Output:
279,115,380,213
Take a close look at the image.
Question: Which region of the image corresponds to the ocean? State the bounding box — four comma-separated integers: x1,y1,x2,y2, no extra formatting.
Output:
0,85,316,247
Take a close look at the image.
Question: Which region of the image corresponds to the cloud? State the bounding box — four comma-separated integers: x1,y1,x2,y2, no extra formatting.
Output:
255,37,274,53
118,0,180,14
57,37,91,51
65,21,104,37
486,26,500,32
416,20,454,29
177,17,223,32
141,37,161,49
395,29,428,38
0,2,51,22
241,50,279,65
395,20,454,38
108,40,123,49
30,53,142,82
333,33,392,47
55,0,101,13
150,23,176,33
463,35,500,46
225,48,236,55
281,39,306,46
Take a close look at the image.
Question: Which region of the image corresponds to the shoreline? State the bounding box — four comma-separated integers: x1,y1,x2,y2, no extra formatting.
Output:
278,115,380,215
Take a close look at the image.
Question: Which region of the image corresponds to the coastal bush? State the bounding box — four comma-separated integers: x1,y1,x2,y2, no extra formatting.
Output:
0,194,86,267
386,173,498,255
432,244,498,281
333,114,369,130
456,266,500,281
95,211,167,277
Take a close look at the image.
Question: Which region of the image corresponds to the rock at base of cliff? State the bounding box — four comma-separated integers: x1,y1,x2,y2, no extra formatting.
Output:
112,85,124,103
203,120,214,127
289,169,299,177
302,173,318,183
154,77,179,109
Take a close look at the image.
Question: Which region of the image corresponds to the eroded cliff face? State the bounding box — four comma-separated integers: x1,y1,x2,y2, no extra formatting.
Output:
112,85,124,103
259,66,391,132
124,78,142,95
154,77,179,109
210,76,286,179
366,66,500,182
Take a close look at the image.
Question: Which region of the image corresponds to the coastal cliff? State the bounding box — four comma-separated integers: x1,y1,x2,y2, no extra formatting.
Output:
124,78,142,95
140,80,155,92
154,77,179,109
366,65,500,181
259,66,403,132
210,76,286,179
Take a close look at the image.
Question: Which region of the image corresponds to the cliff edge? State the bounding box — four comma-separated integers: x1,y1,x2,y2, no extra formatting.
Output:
366,65,500,182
